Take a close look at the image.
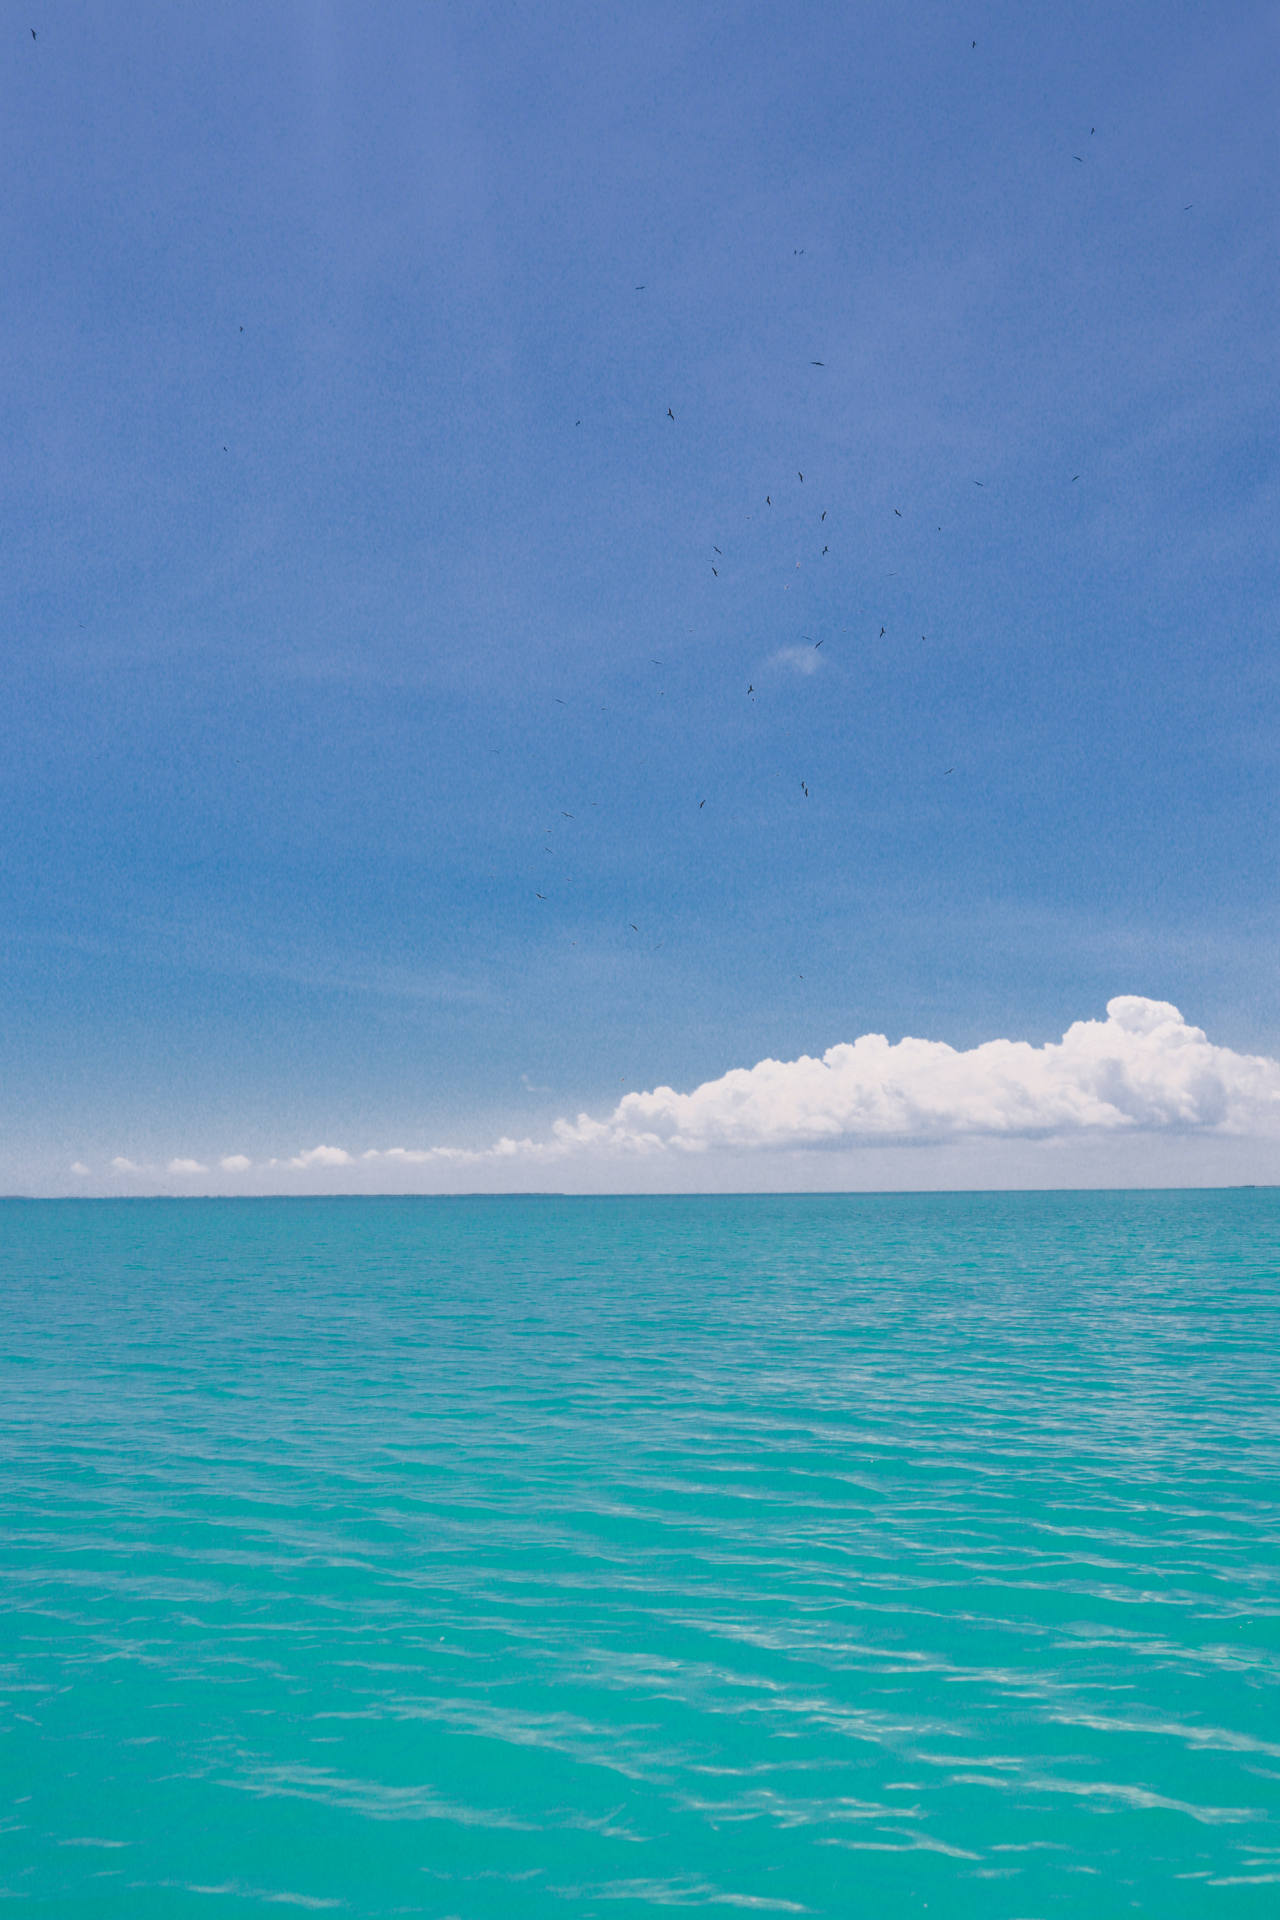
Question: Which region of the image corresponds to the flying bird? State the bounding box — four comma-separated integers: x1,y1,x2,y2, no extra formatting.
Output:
811,360,824,366
667,408,675,420
821,511,826,521
713,546,722,554
801,781,809,797
712,567,718,576
798,472,803,482
822,545,828,554
536,893,546,900
894,508,902,516
766,496,772,506
699,799,706,807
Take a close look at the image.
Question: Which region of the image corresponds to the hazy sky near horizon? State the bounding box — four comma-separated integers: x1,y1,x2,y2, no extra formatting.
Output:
4,1,1278,1192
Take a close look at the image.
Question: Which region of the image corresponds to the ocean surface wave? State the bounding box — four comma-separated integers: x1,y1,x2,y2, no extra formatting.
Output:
1,1192,1278,1915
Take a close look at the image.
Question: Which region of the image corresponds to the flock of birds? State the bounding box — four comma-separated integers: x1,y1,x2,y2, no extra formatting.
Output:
543,311,1090,932
537,327,1024,942
22,22,1196,967
524,115,1204,950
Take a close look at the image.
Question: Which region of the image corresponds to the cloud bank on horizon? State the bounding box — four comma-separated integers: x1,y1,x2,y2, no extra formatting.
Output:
90,999,1280,1181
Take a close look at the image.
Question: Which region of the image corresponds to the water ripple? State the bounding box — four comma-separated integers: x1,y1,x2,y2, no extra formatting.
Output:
2,1191,1278,1915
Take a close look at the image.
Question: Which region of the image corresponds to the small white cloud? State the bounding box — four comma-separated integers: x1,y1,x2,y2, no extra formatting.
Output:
220,1154,252,1173
771,644,825,675
70,1161,90,1176
111,1156,140,1174
167,1158,207,1175
289,1144,352,1168
369,1146,473,1164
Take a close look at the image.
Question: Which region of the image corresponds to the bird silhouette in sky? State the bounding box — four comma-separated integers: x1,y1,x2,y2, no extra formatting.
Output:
496,110,1139,924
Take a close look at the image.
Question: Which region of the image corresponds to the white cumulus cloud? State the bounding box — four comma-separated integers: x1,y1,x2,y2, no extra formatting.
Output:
111,1156,141,1174
546,996,1280,1155
173,1000,1280,1184
289,1144,353,1168
220,1154,252,1172
167,1157,208,1174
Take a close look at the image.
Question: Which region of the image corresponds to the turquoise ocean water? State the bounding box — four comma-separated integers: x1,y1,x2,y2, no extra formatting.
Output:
1,1192,1278,1916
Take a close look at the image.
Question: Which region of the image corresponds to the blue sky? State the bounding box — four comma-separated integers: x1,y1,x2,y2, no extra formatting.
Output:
3,1,1278,1191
